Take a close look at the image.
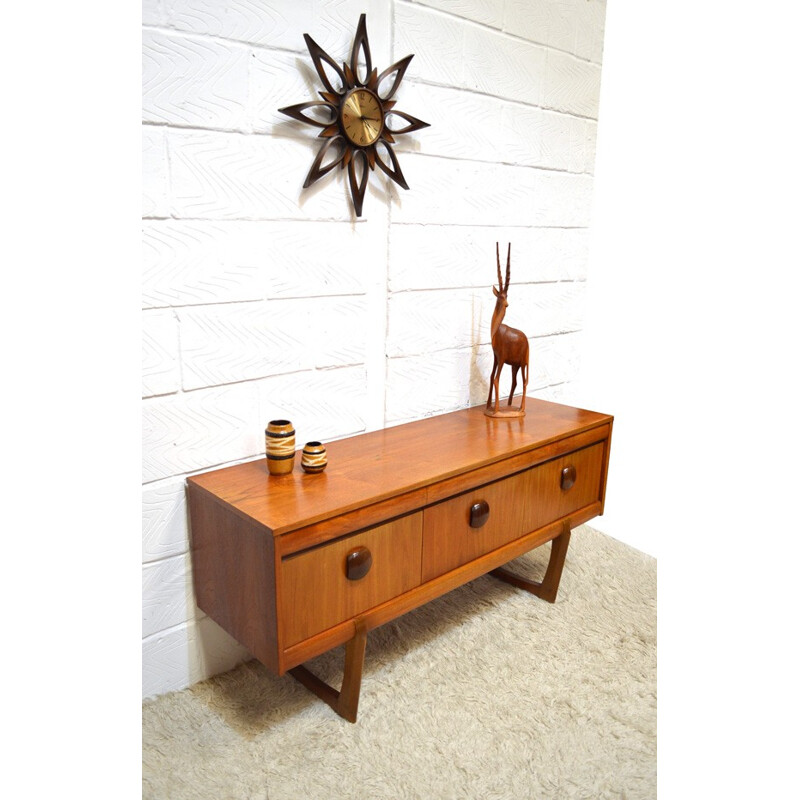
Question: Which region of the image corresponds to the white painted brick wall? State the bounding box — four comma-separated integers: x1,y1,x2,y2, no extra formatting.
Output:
543,48,602,117
142,479,189,563
141,0,607,698
142,29,251,129
389,225,589,289
142,126,169,217
142,308,180,396
462,24,547,105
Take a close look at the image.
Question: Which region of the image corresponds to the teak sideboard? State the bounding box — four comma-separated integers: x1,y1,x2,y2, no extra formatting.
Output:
187,397,613,722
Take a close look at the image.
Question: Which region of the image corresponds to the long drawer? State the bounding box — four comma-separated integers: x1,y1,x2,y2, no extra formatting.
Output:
422,442,605,581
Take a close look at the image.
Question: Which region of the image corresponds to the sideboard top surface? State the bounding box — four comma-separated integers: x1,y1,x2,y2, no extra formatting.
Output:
187,397,612,536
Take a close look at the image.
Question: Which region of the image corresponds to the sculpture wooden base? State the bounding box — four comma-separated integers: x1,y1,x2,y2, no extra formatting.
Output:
484,404,526,418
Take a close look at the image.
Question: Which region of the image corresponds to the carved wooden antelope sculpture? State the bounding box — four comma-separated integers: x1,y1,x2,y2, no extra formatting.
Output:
486,243,529,416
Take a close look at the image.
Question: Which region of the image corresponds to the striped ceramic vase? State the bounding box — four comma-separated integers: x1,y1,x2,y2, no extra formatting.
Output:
301,441,327,474
265,419,296,475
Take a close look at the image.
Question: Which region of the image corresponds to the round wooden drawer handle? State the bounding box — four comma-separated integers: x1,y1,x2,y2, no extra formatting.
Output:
346,546,372,581
469,500,490,528
561,465,577,491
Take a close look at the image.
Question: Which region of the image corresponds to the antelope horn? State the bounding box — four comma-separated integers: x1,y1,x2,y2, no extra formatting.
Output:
505,243,511,290
496,242,502,289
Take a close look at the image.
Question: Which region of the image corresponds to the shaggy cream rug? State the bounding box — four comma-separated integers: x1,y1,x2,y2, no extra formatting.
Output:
143,525,656,799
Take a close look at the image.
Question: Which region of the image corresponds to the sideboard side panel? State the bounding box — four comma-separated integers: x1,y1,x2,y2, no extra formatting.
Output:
188,484,279,674
598,418,613,512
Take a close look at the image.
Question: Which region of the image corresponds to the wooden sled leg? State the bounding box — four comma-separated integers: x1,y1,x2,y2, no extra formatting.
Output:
289,619,367,723
490,521,572,603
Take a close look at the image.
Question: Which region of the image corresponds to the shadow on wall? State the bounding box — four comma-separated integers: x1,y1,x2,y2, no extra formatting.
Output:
469,293,488,405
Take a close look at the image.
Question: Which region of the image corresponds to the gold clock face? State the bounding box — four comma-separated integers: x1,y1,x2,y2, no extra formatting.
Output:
340,89,384,147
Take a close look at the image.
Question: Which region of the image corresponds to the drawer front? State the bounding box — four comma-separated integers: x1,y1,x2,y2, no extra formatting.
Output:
422,469,529,582
517,441,606,534
422,441,606,581
280,512,423,647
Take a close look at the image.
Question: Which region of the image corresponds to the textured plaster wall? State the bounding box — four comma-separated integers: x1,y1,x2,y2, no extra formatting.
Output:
142,0,607,698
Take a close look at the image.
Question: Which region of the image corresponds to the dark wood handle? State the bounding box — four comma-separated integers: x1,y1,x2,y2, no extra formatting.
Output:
561,465,577,491
469,500,490,528
346,546,372,580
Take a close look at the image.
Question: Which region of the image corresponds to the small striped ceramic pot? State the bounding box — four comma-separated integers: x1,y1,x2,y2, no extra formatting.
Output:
265,419,296,475
301,441,327,474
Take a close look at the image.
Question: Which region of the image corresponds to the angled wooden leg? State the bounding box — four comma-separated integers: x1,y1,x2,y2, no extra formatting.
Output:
289,619,367,723
490,521,572,603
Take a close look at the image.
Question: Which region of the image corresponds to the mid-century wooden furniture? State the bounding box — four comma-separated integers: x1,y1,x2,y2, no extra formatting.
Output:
187,397,612,722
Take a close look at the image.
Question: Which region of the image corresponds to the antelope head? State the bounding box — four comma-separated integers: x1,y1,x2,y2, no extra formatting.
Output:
493,242,511,311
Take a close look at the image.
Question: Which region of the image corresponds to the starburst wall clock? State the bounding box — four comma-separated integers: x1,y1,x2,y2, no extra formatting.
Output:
278,14,430,217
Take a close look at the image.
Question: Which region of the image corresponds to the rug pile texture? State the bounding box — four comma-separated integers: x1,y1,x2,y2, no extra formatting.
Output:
143,525,656,799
